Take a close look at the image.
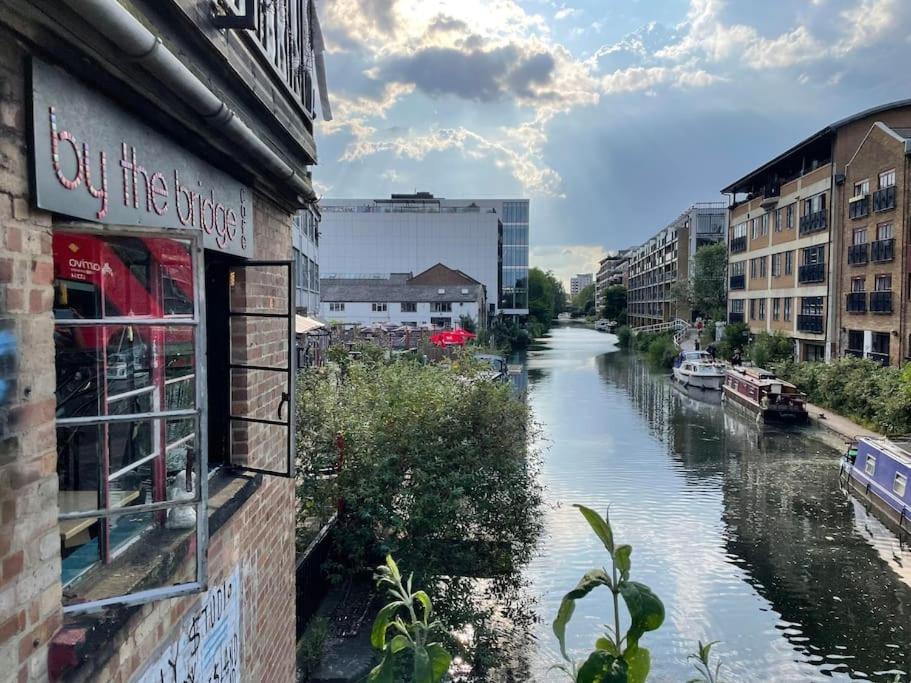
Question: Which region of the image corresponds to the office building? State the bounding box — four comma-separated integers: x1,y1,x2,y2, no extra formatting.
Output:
627,204,727,328
0,1,328,680
294,204,322,315
570,273,594,297
723,101,911,362
320,193,529,318
321,264,487,329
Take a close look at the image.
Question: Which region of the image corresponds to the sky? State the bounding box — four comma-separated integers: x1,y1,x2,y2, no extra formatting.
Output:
315,0,911,288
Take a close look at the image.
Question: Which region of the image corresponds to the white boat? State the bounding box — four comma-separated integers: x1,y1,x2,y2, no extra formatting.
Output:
594,319,615,332
672,350,726,390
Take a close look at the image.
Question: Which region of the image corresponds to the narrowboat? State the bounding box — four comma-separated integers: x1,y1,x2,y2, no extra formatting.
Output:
672,350,726,390
841,437,911,539
722,366,808,423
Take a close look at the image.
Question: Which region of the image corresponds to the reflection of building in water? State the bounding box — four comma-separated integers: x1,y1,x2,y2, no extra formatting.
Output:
597,352,911,677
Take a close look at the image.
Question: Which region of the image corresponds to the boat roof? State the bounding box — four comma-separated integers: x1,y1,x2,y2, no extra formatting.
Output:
726,365,798,389
860,437,911,466
683,351,712,360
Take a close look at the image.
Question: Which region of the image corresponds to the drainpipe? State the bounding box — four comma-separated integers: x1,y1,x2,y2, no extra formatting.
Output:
61,0,317,203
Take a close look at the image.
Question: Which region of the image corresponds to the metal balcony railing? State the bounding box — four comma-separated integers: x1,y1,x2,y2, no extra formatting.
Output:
873,185,896,212
728,311,744,324
730,236,747,253
871,238,895,263
870,290,893,314
729,274,745,290
847,243,868,265
797,314,824,333
845,349,864,359
849,196,869,219
845,292,867,313
868,351,890,366
798,263,825,284
799,210,827,235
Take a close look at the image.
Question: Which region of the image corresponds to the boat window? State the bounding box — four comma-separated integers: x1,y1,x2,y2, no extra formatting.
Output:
864,455,876,476
894,472,907,498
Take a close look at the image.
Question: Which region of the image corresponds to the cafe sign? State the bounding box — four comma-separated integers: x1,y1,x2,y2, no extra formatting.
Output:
30,59,253,258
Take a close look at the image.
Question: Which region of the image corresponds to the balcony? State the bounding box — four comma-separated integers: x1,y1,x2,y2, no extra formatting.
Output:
798,263,825,284
847,243,868,265
873,185,897,212
797,314,824,334
870,238,895,263
845,348,865,359
845,292,867,313
869,351,890,366
848,196,869,219
729,274,745,290
730,236,747,253
728,311,744,324
799,210,827,235
870,290,893,314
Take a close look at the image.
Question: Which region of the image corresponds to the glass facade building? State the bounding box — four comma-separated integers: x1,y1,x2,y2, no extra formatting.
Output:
500,200,530,313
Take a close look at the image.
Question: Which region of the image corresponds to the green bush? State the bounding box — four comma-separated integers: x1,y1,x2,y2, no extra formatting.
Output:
718,322,750,360
297,617,328,681
646,334,678,369
773,356,911,435
615,325,633,349
747,331,793,368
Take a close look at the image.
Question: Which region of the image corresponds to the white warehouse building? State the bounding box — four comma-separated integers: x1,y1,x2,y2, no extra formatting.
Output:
320,193,529,319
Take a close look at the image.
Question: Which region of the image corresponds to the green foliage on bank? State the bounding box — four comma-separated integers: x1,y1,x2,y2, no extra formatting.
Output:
600,286,628,325
296,353,542,670
623,331,677,369
774,356,911,435
572,283,596,317
747,331,793,368
717,322,750,361
529,267,567,335
616,325,633,349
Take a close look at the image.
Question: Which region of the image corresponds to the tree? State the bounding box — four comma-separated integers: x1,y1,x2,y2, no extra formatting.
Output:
572,283,596,317
747,331,793,368
672,243,727,321
528,267,567,333
600,286,627,324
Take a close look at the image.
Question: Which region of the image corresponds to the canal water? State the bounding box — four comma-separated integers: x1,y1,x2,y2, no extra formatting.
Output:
524,325,911,682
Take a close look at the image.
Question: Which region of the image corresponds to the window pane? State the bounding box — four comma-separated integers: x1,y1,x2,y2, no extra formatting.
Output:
55,325,196,419
53,233,193,319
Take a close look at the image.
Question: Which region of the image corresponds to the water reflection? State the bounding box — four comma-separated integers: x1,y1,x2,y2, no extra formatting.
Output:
525,326,911,681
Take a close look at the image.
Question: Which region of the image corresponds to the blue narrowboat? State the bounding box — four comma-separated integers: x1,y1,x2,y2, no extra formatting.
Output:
842,437,911,539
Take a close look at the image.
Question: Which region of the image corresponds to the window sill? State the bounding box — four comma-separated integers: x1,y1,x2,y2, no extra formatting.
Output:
49,470,262,681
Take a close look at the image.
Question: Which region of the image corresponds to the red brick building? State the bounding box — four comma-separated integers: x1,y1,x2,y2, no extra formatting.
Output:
0,1,327,680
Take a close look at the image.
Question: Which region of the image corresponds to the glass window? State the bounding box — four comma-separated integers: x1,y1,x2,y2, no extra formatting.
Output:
771,253,781,277
731,299,744,313
876,223,894,241
865,455,876,476
853,228,868,245
785,251,794,275
894,472,908,498
750,299,756,320
758,298,766,320
851,277,866,292
53,232,204,612
786,204,795,229
872,331,890,355
372,303,388,312
847,330,863,351
803,246,825,265
401,302,417,313
875,274,892,291
431,302,452,313
329,302,344,312
879,169,896,188
854,180,870,196
774,209,783,232
800,297,824,316
772,298,780,320
783,297,792,321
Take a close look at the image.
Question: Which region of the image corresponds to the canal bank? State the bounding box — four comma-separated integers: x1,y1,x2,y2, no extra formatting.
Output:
525,325,911,681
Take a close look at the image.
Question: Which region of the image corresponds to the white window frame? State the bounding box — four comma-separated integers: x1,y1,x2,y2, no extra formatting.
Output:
854,179,869,196
329,302,345,312
894,472,908,498
865,455,876,476
372,302,388,312
54,224,209,616
876,222,894,241
879,169,896,189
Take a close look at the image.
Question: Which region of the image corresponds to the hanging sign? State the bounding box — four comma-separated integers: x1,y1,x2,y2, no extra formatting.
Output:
30,58,254,258
135,567,242,683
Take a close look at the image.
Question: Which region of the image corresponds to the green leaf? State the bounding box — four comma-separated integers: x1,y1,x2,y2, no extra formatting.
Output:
553,569,613,659
614,545,632,582
413,590,433,620
385,554,400,579
427,643,452,682
576,650,628,683
367,653,395,683
574,505,614,554
413,645,432,683
619,582,665,648
594,637,618,655
371,603,400,649
389,634,410,654
624,645,651,683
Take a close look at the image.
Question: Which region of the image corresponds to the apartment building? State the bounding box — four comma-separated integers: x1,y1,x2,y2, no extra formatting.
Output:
0,1,328,680
627,204,726,328
723,102,911,362
838,123,910,365
570,273,594,297
321,193,530,319
595,251,630,308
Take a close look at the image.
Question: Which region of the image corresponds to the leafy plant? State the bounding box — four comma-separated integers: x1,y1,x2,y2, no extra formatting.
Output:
553,505,665,683
297,617,329,681
717,322,750,361
369,555,452,683
746,331,793,368
687,640,725,683
615,325,633,349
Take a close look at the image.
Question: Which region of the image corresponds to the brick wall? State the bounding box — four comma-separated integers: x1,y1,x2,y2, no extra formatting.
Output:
0,29,64,682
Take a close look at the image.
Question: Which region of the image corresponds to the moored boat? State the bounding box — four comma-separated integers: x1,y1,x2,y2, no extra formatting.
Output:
841,437,911,539
722,366,808,423
672,350,725,390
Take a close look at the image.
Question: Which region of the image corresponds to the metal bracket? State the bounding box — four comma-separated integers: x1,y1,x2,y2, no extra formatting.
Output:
213,0,256,30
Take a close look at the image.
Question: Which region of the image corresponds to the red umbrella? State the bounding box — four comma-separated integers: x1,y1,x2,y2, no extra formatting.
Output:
430,329,476,347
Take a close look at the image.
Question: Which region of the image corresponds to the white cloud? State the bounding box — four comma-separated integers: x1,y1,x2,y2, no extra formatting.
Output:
554,7,581,20
531,245,607,290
